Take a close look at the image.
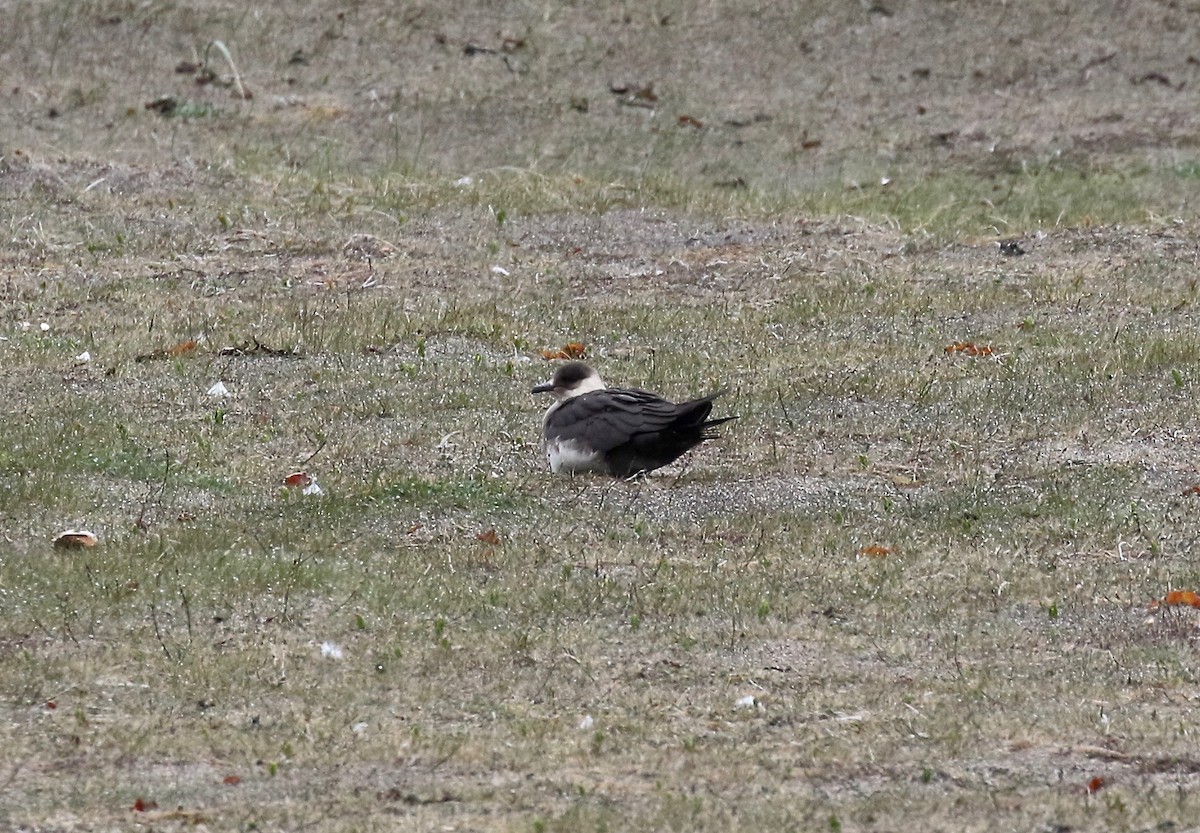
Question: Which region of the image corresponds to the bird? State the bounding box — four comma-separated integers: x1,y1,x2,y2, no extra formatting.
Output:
531,361,736,477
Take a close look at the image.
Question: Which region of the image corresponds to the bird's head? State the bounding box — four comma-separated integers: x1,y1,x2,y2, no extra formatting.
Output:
531,361,607,400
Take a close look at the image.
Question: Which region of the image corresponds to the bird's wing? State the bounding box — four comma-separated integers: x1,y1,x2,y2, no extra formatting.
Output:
544,388,691,453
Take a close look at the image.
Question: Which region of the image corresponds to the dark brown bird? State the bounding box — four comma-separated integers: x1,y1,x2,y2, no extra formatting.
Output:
531,362,736,477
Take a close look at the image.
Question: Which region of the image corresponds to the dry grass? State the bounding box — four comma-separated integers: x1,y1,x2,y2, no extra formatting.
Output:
5,2,1200,831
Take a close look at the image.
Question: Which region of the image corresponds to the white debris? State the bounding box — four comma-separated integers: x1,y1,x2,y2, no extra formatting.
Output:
352,722,369,735
453,176,474,187
320,641,344,660
302,479,324,496
578,715,594,730
490,265,510,276
206,381,229,397
75,351,91,363
40,322,50,332
735,695,759,710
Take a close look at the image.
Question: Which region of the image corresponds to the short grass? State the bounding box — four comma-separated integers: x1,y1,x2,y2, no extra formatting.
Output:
6,1,1200,831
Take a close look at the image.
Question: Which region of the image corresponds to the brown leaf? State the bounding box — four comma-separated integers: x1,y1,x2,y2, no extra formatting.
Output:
1163,589,1200,608
53,529,98,550
284,471,313,488
944,341,994,357
540,341,586,361
860,545,893,558
476,528,501,546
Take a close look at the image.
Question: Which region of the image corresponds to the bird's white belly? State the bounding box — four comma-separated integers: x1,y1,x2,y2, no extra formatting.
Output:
545,438,606,474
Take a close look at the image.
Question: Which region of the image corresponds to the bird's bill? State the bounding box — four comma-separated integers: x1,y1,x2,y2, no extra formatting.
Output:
531,381,556,394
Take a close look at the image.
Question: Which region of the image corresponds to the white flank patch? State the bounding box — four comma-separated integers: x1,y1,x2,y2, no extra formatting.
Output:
546,438,604,474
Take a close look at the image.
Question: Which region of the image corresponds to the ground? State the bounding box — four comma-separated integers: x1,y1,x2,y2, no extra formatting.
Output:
4,1,1200,831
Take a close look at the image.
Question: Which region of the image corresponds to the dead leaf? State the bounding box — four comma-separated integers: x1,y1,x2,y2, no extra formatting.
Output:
133,798,159,812
284,471,313,488
860,545,893,557
944,341,994,357
1087,776,1106,794
540,341,586,360
136,339,199,362
678,114,703,129
223,775,241,786
1163,589,1200,608
53,529,98,550
476,529,501,546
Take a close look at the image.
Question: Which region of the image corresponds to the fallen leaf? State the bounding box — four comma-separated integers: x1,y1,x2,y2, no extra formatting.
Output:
476,528,501,546
133,798,159,812
284,471,313,488
136,339,200,362
1087,776,1106,794
540,341,586,360
53,529,98,550
944,341,995,357
223,775,241,786
678,114,703,129
1163,589,1200,608
860,545,893,557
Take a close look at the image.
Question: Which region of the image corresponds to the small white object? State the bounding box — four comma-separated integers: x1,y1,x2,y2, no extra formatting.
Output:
206,381,229,397
39,322,50,332
880,176,892,187
302,479,324,496
453,176,474,187
75,351,91,363
352,721,369,735
578,715,594,730
320,641,344,660
735,695,759,709
18,321,30,331
436,431,460,451
490,265,510,276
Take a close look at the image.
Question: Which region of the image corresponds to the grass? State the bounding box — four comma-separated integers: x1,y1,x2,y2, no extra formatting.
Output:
6,0,1200,830
6,207,1200,830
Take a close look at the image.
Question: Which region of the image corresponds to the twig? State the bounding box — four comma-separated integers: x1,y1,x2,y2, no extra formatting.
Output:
149,599,173,661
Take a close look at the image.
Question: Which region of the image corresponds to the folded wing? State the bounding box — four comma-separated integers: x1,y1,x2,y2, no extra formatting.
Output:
546,387,734,476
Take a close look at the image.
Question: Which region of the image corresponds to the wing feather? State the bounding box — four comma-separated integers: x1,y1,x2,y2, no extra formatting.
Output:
545,387,720,454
